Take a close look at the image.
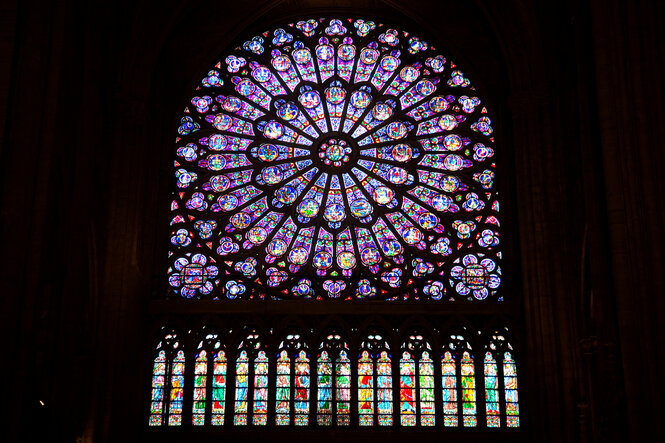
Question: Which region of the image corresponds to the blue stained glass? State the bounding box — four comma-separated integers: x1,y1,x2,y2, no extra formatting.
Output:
170,17,501,301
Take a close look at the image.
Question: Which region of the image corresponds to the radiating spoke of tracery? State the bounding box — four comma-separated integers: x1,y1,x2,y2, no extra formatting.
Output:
168,17,501,301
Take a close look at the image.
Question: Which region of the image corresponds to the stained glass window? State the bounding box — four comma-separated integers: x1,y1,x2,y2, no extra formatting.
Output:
460,350,477,427
168,17,501,302
234,350,249,425
441,351,457,426
317,350,333,425
317,334,351,426
153,14,521,434
484,352,500,427
149,332,185,427
148,327,520,429
276,350,291,424
504,352,520,427
335,350,352,425
192,350,208,425
253,351,269,425
211,350,227,425
294,350,311,425
400,334,435,426
148,350,167,426
419,352,435,425
233,332,267,426
275,334,310,425
377,351,393,425
485,332,520,427
358,350,374,425
168,350,186,426
399,351,417,425
189,333,226,426
358,334,392,426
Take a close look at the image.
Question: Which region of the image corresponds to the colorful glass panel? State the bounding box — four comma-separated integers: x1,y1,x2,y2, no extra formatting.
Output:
253,350,269,425
294,350,310,425
484,352,500,427
419,351,435,426
233,350,249,425
336,351,351,425
149,351,166,426
192,350,208,425
169,17,501,302
441,351,458,427
317,351,333,425
168,350,185,426
504,352,520,427
358,350,374,426
400,351,416,426
275,350,291,425
461,351,477,427
377,351,393,426
211,351,227,425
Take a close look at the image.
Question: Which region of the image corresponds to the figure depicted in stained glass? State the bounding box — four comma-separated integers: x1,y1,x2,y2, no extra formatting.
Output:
294,350,310,424
275,350,290,423
484,352,500,427
419,351,435,425
358,350,374,425
149,350,167,426
400,352,417,420
253,351,269,425
192,350,208,425
441,350,458,427
211,350,227,425
377,350,393,425
234,350,249,425
336,350,351,425
460,351,477,427
318,352,333,414
504,351,520,427
168,350,186,426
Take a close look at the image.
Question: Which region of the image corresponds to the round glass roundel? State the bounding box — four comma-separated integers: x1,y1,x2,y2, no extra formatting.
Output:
169,18,501,301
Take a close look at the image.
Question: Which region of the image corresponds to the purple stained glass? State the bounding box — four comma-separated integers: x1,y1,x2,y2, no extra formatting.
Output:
169,17,501,301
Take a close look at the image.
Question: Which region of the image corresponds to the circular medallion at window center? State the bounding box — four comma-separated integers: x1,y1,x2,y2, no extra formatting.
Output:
319,138,352,167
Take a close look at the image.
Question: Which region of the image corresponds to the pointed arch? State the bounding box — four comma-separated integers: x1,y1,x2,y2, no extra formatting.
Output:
484,329,520,427
400,333,435,426
275,332,311,425
317,332,351,426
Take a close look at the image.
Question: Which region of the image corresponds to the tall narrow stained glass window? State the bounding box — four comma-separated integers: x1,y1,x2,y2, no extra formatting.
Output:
400,334,435,426
441,350,457,426
275,334,310,426
485,332,520,427
211,349,227,425
439,332,477,427
253,350,270,425
191,333,226,426
149,351,167,426
461,350,477,426
192,350,208,425
358,334,392,426
234,350,249,425
149,332,184,427
153,14,522,433
168,350,186,426
317,334,351,426
233,333,268,426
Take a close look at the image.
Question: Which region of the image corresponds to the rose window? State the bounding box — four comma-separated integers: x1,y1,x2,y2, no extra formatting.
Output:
169,18,501,301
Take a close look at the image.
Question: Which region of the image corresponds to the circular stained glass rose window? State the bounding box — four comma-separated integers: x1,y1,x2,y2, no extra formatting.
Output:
169,18,501,301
